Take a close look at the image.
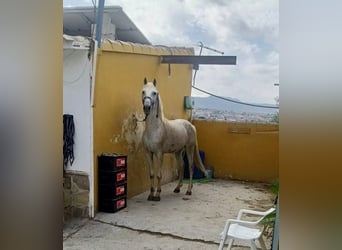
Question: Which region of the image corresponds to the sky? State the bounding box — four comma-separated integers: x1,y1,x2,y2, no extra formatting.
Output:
64,0,279,104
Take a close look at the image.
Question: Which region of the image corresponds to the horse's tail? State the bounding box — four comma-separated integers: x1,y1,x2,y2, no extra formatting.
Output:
194,139,208,177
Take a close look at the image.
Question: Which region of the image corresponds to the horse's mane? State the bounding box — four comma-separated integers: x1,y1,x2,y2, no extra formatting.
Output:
157,93,166,121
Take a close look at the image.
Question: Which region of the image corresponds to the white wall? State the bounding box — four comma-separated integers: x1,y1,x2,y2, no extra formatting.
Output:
63,48,92,174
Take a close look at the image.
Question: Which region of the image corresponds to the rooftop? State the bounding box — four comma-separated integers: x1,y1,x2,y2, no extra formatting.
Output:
63,6,151,45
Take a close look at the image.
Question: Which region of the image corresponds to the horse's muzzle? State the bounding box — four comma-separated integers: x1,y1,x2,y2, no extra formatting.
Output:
143,104,151,115
143,96,153,115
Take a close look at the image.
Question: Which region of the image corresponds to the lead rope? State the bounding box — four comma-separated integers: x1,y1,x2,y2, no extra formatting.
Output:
155,94,159,118
141,95,159,121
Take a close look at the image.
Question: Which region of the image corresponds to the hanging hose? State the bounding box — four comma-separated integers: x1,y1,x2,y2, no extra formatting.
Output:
63,114,75,169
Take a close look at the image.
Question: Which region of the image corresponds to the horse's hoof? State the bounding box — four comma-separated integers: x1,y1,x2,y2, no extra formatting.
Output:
147,195,154,201
186,191,192,195
173,187,180,193
152,196,161,201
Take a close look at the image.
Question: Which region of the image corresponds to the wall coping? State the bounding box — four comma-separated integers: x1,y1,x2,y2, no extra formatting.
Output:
64,169,89,176
101,39,194,56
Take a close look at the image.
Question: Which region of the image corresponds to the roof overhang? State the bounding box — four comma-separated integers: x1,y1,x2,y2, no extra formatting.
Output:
63,6,151,45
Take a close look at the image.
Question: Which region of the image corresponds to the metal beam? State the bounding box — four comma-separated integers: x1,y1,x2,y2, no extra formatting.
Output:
160,55,237,65
95,0,105,48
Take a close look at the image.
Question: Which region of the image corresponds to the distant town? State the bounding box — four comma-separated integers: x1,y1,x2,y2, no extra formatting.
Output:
192,108,278,124
191,96,279,124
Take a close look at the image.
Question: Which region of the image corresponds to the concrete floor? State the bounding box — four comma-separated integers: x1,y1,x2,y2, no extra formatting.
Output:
63,179,275,250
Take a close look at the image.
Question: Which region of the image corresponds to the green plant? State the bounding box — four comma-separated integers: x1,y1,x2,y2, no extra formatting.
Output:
270,178,279,195
261,179,279,237
271,111,279,123
271,96,279,124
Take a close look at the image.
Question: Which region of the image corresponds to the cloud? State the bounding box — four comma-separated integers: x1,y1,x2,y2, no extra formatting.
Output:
64,0,279,104
108,0,195,46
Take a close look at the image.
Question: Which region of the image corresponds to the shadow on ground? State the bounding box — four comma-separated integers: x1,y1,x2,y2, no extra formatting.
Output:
64,179,275,250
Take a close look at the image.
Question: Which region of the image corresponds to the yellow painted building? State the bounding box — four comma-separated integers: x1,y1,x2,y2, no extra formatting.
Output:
92,41,279,211
93,41,194,210
63,38,279,217
64,6,279,219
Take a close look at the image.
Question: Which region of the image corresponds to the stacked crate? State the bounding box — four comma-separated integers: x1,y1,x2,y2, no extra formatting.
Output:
98,153,127,213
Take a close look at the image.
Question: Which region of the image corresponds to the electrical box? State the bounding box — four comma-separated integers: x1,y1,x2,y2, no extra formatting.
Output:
184,96,194,110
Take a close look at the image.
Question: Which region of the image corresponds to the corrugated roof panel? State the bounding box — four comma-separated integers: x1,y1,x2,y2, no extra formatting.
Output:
63,34,91,49
63,6,151,45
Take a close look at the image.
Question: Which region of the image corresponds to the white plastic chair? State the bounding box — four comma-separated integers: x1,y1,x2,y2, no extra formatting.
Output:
218,207,275,250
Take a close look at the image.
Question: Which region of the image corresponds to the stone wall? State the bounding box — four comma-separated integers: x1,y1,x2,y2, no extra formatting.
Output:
63,170,90,220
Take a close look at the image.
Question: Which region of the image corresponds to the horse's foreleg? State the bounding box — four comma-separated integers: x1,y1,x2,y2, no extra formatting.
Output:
153,152,163,201
173,150,184,193
186,146,194,195
145,151,154,201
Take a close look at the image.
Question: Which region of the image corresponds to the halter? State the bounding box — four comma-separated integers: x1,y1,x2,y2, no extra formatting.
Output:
142,94,159,120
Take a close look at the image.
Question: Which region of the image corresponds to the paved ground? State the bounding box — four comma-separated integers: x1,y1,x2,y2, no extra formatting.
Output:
63,179,275,250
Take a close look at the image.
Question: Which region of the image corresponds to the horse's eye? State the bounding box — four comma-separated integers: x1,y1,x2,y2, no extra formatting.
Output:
142,91,145,95
152,92,157,96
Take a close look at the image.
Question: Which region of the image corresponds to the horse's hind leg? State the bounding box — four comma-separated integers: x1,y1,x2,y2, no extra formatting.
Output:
173,150,184,193
145,151,154,201
185,146,194,195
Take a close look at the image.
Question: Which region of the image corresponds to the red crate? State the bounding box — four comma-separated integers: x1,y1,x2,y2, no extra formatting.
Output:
98,153,128,213
116,171,126,182
116,185,126,196
98,154,127,171
98,169,127,186
99,183,127,199
116,158,126,167
99,196,127,213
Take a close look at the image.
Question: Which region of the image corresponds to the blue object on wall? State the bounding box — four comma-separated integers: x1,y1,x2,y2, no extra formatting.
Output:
184,96,194,110
183,150,205,179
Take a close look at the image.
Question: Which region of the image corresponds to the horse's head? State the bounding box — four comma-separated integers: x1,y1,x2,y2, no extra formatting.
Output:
142,78,159,117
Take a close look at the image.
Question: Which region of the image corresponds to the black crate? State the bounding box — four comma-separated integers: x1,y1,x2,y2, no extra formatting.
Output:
99,196,127,213
99,182,127,199
98,169,127,186
98,153,127,171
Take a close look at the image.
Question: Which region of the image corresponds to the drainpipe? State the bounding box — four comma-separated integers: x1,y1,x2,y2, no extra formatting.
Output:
91,39,98,108
95,0,105,48
89,39,97,218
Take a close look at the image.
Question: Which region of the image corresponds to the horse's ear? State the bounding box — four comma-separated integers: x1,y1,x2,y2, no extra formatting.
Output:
153,79,157,86
144,78,147,85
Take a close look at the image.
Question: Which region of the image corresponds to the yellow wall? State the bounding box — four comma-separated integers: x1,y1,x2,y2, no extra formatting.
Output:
93,41,278,211
192,120,279,182
93,41,194,210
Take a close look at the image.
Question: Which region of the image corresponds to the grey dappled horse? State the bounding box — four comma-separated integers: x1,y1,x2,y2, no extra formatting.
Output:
141,78,207,201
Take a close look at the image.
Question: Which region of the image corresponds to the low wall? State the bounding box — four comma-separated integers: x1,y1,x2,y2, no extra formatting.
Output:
192,120,279,182
63,170,90,220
